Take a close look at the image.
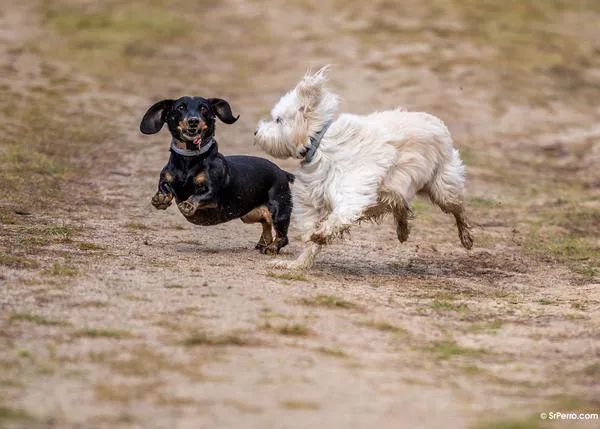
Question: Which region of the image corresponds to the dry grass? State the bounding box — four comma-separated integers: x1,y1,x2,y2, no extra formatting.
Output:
280,400,321,410
299,294,361,310
314,346,348,358
358,320,407,335
524,204,600,279
276,323,314,337
0,254,40,270
9,313,69,327
426,340,489,360
74,329,133,339
183,332,261,347
266,271,308,282
45,263,78,277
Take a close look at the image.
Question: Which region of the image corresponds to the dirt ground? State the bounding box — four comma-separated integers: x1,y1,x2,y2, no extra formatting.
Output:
1,1,599,428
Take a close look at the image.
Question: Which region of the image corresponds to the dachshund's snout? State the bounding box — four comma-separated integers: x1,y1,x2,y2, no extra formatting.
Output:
188,117,200,128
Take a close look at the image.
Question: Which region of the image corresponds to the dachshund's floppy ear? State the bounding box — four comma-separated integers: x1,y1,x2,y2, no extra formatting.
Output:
140,99,174,134
208,98,239,124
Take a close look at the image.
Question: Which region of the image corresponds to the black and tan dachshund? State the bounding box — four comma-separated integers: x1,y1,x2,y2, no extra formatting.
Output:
140,96,293,254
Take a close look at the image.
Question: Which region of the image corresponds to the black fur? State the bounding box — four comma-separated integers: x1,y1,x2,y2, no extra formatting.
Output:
140,96,294,254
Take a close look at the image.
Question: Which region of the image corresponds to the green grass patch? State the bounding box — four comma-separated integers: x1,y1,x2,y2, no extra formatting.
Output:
39,2,194,81
280,400,321,410
46,262,78,277
48,226,76,240
488,319,504,332
17,236,51,247
461,364,486,376
0,209,17,225
74,329,132,339
471,415,542,429
0,86,113,210
524,204,600,278
266,271,307,282
526,230,599,279
358,320,407,335
0,406,33,422
276,323,313,337
183,332,259,347
431,300,470,313
299,294,361,310
9,313,68,326
427,340,487,360
78,241,105,251
0,253,40,270
583,362,600,377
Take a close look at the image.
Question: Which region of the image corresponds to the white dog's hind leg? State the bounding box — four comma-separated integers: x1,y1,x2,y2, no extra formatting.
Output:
268,242,322,270
392,198,413,243
425,149,473,249
381,166,422,243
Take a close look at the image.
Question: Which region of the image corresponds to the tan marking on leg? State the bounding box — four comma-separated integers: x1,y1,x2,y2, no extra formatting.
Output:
242,206,273,246
197,201,218,209
194,172,206,185
260,221,274,246
164,171,175,183
241,206,270,224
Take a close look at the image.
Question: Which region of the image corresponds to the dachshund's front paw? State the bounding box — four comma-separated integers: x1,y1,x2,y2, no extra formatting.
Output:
263,237,289,255
178,200,198,217
152,192,173,210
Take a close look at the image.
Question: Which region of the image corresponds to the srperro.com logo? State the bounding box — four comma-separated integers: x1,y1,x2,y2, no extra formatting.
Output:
540,411,599,420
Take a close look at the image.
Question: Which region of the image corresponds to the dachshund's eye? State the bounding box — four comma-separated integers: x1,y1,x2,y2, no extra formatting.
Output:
200,106,207,114
276,117,282,124
177,105,186,111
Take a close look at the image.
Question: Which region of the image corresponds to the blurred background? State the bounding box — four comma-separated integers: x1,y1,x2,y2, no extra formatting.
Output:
1,1,599,428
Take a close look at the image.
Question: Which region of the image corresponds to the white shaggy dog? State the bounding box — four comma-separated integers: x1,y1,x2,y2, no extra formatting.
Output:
254,66,473,270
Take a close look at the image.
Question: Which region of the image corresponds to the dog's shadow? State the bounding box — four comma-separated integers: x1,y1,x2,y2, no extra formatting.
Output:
173,242,296,257
314,250,527,282
173,242,250,255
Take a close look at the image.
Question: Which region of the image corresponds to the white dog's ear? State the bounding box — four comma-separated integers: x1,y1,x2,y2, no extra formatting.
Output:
296,65,331,114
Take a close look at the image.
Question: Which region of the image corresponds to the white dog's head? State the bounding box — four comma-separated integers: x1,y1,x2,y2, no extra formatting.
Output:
254,65,339,159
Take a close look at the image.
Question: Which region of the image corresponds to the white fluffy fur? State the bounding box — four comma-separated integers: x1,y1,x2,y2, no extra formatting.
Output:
254,66,473,270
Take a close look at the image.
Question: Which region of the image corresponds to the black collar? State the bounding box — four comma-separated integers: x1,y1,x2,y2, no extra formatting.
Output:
301,120,333,165
170,137,215,157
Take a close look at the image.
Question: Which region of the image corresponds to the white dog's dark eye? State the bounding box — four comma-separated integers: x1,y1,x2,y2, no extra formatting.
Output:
276,117,282,124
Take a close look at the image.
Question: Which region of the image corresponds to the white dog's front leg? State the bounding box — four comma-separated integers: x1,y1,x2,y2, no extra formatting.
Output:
268,242,322,270
310,177,377,244
310,214,352,245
